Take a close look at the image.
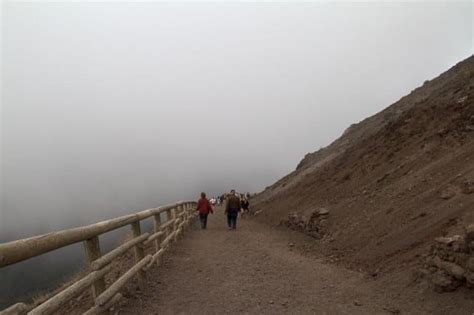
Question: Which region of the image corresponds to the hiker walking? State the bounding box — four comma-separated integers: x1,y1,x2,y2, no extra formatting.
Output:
196,192,213,229
241,198,250,217
225,189,241,230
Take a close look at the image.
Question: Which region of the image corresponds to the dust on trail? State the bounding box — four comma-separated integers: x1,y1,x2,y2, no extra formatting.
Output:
117,208,446,315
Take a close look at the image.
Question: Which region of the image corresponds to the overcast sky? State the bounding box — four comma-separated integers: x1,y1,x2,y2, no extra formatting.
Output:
1,1,472,238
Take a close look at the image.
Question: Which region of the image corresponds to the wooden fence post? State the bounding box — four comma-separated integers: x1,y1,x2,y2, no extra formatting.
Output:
166,209,172,237
188,203,194,226
187,203,192,227
183,204,188,229
152,214,162,266
83,236,109,314
153,214,162,252
130,221,146,291
172,207,178,242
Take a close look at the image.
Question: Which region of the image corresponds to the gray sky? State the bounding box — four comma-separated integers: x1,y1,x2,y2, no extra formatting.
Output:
1,1,472,238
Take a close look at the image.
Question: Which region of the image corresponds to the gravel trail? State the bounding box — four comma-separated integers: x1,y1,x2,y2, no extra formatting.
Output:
118,208,408,314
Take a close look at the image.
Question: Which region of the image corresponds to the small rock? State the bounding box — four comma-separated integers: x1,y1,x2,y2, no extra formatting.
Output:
288,243,295,247
435,235,463,245
439,261,465,280
431,270,461,292
269,300,274,305
431,270,452,289
417,268,431,278
466,272,474,287
383,306,400,314
467,257,474,272
457,95,468,104
318,208,330,215
461,180,474,194
428,266,437,273
354,300,362,306
469,241,474,251
451,239,468,252
439,189,455,200
465,224,474,243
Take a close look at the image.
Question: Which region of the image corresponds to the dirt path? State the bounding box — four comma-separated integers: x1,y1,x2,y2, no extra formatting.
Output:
117,208,467,314
119,209,391,314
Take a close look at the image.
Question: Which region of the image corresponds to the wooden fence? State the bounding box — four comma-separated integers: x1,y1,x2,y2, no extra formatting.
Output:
0,201,197,315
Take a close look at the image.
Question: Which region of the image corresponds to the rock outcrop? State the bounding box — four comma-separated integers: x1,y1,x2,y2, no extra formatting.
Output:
422,224,474,292
283,208,329,239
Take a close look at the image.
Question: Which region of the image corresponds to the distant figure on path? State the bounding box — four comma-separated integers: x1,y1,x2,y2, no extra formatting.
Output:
196,192,213,229
225,189,241,230
241,198,250,217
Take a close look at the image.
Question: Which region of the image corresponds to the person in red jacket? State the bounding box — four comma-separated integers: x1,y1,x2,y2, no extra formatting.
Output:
196,192,213,229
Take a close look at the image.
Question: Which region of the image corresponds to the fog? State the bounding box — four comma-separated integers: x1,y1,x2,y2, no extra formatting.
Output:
0,2,472,302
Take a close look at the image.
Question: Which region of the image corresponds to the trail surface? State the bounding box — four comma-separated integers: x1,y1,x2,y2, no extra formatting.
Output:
119,209,392,314
118,208,462,315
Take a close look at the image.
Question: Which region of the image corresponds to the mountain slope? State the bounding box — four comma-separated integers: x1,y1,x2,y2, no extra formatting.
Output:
253,56,474,275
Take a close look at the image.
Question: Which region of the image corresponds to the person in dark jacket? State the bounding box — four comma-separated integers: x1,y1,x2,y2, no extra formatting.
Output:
196,192,213,229
241,198,250,217
225,189,241,230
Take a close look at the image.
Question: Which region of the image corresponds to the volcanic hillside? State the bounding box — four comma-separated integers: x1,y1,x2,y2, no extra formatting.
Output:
253,55,474,275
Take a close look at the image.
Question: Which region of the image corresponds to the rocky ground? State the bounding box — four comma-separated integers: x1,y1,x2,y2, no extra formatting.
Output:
421,225,474,292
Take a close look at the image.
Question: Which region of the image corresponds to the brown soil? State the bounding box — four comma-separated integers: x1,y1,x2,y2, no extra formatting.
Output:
116,211,473,314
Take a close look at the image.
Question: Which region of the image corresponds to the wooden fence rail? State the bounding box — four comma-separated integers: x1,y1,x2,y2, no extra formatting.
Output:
0,200,197,315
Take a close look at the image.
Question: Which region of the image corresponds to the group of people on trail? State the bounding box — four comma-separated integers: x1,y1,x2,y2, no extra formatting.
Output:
208,194,227,207
195,190,251,230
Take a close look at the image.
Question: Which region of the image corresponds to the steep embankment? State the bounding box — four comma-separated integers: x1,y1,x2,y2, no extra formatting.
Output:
253,56,474,276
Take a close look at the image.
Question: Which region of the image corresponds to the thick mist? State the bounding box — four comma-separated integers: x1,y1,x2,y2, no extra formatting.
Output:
1,2,472,240
0,1,472,308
